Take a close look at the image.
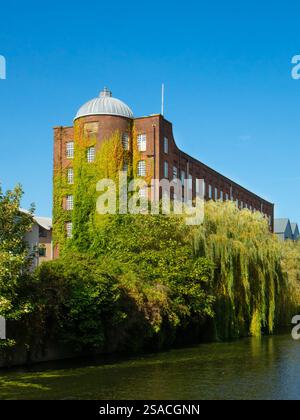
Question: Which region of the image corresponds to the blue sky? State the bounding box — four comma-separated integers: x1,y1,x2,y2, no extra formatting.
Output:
0,0,300,221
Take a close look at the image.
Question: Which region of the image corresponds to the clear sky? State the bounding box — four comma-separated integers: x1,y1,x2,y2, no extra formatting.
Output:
0,0,300,221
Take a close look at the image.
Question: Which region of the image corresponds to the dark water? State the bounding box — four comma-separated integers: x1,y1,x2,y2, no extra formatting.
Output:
1,334,300,400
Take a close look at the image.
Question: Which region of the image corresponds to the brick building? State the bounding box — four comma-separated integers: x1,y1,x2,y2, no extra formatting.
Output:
53,88,274,252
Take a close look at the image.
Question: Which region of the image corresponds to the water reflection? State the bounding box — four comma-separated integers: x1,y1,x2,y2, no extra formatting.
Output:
0,335,300,400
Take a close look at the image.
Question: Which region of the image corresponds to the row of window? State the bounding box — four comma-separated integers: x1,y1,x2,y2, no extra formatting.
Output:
65,160,263,214
65,135,170,158
207,183,262,211
82,120,171,153
161,166,266,212
65,190,265,215
65,159,146,188
66,142,95,162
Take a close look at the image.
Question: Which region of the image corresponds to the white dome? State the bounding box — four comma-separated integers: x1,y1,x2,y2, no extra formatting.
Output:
74,88,134,120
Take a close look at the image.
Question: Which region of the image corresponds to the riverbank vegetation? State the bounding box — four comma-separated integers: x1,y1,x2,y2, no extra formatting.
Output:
1,185,300,359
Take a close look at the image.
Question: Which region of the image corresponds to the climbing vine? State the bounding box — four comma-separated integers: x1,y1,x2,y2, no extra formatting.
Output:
52,124,297,341
53,120,141,253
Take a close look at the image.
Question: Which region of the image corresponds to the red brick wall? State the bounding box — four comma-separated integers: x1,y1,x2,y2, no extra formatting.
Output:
53,126,74,172
53,113,274,243
156,116,274,230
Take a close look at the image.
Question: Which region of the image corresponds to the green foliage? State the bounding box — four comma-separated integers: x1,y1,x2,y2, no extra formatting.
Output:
53,124,155,254
4,134,300,360
193,200,292,339
0,185,34,322
34,257,124,351
91,214,215,323
31,215,215,353
2,194,300,358
54,125,134,253
37,202,299,351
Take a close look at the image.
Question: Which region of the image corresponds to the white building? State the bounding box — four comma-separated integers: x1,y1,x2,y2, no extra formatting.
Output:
24,215,53,267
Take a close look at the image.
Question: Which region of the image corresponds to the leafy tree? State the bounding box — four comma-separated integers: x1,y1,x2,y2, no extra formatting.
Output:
193,200,291,339
0,184,34,323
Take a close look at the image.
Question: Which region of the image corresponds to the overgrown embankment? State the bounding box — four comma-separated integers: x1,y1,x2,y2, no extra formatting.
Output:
1,186,299,362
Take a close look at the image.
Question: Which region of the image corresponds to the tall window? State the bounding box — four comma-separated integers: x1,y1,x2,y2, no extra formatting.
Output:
122,133,129,150
225,193,229,201
39,226,47,238
173,166,178,179
66,142,74,159
66,195,74,211
214,187,218,200
66,222,73,239
39,246,47,257
181,170,185,186
137,160,146,177
67,168,74,184
209,185,212,199
164,161,169,178
137,134,147,152
220,191,223,201
87,146,95,163
196,179,201,194
188,174,193,190
164,137,169,154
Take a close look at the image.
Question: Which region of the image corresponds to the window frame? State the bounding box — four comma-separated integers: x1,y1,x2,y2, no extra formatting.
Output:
173,166,178,179
181,170,186,186
137,134,147,152
137,160,146,177
214,187,218,200
66,222,73,239
66,195,74,211
164,161,169,179
164,137,169,154
122,133,129,150
87,146,96,163
66,141,74,159
67,168,74,185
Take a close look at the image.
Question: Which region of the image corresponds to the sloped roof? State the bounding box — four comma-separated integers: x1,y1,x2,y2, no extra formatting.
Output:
291,223,299,235
274,218,290,234
34,216,52,231
19,209,52,231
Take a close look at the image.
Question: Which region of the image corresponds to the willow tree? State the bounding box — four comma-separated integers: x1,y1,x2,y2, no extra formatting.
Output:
193,200,289,339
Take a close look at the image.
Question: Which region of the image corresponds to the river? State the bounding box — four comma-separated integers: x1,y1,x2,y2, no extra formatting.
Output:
0,334,300,400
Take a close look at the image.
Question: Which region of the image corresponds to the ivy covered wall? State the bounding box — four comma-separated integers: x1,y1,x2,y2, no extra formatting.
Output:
53,119,151,254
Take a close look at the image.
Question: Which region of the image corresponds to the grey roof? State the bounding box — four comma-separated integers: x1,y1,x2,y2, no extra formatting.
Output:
20,209,52,231
291,223,299,235
274,218,290,234
34,216,52,231
74,87,134,121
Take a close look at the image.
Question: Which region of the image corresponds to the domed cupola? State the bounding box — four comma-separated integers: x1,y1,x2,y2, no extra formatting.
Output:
74,87,134,121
